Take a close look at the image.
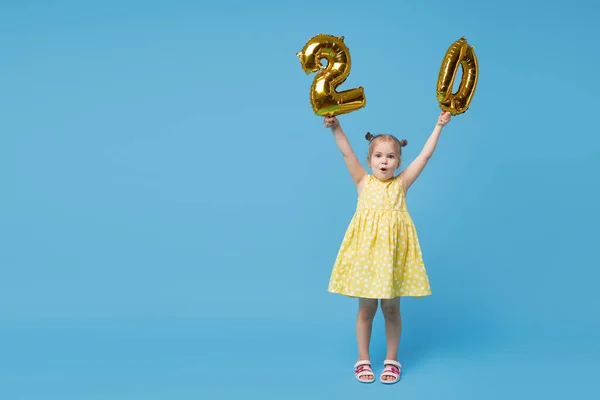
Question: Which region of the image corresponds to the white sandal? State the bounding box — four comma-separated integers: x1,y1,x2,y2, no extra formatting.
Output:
354,360,375,383
380,359,401,384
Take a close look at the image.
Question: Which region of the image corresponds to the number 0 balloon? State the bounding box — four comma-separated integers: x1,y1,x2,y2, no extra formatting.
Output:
296,34,366,117
436,37,479,116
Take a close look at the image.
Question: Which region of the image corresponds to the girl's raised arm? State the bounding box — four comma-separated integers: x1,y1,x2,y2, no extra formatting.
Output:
325,117,367,187
399,111,451,192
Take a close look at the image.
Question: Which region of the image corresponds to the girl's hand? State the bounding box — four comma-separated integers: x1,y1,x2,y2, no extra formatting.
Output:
324,116,340,129
437,111,451,127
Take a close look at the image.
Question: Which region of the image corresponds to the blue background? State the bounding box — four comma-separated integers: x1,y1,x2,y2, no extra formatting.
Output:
1,0,599,398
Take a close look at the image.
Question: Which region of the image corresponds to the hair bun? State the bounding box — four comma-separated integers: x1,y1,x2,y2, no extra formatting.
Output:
365,132,374,142
399,139,408,147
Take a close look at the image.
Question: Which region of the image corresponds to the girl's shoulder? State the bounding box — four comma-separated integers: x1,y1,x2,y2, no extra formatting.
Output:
356,173,375,196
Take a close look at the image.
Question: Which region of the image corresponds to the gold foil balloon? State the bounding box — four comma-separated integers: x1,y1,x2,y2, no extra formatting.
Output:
296,34,366,117
436,37,479,116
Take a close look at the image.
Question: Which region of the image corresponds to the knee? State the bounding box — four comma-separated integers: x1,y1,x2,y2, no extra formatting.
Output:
358,303,378,321
381,302,400,321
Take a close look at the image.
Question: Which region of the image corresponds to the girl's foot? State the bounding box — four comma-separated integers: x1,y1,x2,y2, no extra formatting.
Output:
354,360,375,383
380,360,401,384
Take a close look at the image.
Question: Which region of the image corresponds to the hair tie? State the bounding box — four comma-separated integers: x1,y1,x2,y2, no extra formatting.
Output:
365,132,374,142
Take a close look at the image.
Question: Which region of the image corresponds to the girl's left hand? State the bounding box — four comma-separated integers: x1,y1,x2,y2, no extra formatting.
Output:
437,111,451,126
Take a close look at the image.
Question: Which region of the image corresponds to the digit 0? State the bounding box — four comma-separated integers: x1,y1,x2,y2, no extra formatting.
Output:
297,34,366,117
436,37,479,116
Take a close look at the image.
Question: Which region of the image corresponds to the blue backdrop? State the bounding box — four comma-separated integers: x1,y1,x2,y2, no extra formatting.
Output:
1,0,598,398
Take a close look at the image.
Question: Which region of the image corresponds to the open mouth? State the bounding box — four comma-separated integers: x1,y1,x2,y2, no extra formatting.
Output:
380,168,388,173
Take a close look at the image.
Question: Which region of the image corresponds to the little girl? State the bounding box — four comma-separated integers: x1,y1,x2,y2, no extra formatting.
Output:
324,111,452,384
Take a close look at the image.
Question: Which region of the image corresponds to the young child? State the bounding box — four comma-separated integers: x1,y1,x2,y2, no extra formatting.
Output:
324,111,452,384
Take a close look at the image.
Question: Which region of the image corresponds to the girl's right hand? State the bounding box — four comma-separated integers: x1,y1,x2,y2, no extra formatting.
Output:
324,116,339,129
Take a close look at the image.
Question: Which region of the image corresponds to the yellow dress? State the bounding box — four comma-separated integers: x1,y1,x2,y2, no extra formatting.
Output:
328,174,432,299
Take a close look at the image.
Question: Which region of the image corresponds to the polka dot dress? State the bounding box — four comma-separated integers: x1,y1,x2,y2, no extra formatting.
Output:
328,174,432,299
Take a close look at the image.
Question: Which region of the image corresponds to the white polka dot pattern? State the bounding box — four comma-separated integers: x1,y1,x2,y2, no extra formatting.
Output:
328,175,432,299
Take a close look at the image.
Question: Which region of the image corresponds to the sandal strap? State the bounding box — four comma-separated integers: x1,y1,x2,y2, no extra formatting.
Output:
383,359,402,369
355,365,373,374
381,366,401,376
354,359,371,369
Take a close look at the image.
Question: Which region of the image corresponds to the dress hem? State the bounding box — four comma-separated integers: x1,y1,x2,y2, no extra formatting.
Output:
328,288,432,299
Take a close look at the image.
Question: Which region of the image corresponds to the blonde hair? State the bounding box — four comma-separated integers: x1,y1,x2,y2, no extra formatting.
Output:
365,132,408,159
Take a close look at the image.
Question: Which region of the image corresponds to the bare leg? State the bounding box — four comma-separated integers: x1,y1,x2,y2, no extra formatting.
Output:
356,298,378,381
381,297,402,381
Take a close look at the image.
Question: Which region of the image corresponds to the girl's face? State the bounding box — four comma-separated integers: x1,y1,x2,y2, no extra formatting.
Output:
368,140,400,180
